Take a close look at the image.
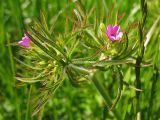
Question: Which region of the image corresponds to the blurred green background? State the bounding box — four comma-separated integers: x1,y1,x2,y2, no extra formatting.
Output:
0,0,160,120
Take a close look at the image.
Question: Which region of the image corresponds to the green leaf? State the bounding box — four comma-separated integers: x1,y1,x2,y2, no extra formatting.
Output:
30,26,67,59
16,77,45,83
94,59,135,67
40,10,49,31
113,33,129,59
26,32,59,62
84,29,101,46
144,16,160,51
14,57,42,70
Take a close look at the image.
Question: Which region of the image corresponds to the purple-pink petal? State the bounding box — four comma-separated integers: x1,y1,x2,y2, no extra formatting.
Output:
106,25,123,41
107,25,112,32
116,32,123,40
110,36,116,41
18,33,31,48
112,25,119,34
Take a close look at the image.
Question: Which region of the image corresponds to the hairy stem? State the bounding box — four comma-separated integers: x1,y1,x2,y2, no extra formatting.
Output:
135,57,142,115
91,75,121,120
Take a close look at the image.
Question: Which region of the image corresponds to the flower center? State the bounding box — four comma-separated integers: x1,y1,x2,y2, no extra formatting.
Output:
111,33,115,36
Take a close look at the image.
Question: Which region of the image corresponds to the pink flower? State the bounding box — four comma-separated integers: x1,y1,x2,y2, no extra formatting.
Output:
18,33,31,48
106,25,123,41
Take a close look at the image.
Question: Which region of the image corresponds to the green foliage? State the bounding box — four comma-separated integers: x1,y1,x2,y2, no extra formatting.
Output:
0,0,160,120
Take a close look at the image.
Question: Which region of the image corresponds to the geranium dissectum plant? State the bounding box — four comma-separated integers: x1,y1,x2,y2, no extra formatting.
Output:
16,0,152,118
